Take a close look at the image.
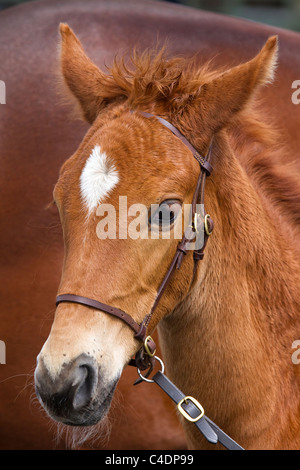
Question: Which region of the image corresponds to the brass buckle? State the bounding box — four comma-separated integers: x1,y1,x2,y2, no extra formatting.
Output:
204,214,213,236
193,213,199,234
188,213,200,233
177,396,204,423
144,335,156,357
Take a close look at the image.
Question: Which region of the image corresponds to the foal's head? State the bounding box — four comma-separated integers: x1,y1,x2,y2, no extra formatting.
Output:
35,24,278,426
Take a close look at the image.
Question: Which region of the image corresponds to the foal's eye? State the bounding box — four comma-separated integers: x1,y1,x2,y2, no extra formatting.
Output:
149,200,182,229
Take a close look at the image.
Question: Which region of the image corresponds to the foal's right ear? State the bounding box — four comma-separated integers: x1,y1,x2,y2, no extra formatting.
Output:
59,24,124,124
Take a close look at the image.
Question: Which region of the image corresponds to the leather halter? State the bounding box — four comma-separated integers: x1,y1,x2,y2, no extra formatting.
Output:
56,111,214,369
55,113,245,450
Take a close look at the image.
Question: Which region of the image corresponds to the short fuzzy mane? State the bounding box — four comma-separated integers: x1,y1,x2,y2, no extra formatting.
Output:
101,47,220,112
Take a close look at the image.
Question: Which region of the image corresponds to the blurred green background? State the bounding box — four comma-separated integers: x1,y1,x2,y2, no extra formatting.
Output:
0,0,300,32
162,0,300,31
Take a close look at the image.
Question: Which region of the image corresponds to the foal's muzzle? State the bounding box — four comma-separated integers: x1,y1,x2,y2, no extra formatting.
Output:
35,353,114,425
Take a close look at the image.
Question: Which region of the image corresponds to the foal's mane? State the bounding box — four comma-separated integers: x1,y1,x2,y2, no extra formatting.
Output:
101,47,220,111
228,107,300,234
87,48,300,237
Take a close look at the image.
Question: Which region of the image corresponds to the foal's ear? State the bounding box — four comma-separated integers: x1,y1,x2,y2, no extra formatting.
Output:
59,24,123,124
198,36,278,135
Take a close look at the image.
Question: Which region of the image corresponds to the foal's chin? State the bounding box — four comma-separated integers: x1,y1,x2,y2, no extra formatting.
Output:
41,379,118,427
56,380,118,427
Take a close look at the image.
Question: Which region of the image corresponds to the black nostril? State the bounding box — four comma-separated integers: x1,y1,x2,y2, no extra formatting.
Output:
72,363,97,410
35,354,98,421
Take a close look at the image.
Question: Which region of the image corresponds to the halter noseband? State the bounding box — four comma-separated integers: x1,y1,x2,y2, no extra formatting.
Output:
56,111,214,370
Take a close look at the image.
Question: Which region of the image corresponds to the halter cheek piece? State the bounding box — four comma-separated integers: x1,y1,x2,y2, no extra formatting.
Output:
56,111,214,368
55,112,244,450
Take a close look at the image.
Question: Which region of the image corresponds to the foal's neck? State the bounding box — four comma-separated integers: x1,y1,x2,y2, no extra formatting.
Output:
159,132,300,449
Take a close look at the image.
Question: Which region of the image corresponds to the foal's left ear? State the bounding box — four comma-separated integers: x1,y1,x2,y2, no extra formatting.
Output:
197,36,278,136
59,23,125,124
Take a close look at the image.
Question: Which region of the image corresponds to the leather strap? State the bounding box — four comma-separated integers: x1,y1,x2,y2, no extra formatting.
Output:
56,294,147,340
152,371,244,450
140,112,213,176
134,112,214,333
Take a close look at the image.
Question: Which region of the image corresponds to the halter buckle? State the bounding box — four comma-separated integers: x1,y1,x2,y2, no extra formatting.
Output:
193,213,200,234
188,212,201,234
177,396,205,422
144,335,156,357
204,214,213,236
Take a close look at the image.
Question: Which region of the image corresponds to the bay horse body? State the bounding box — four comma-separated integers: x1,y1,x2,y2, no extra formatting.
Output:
1,0,300,450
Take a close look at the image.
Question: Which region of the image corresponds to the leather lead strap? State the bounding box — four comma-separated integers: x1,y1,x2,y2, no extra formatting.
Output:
152,371,244,450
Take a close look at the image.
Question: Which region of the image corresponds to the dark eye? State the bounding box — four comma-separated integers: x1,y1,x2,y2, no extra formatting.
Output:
149,200,182,230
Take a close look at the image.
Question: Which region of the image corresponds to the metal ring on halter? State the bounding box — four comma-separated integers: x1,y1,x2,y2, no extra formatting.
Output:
137,356,165,383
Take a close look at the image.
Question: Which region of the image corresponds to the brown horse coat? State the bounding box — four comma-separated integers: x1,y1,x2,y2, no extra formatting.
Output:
1,0,300,449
